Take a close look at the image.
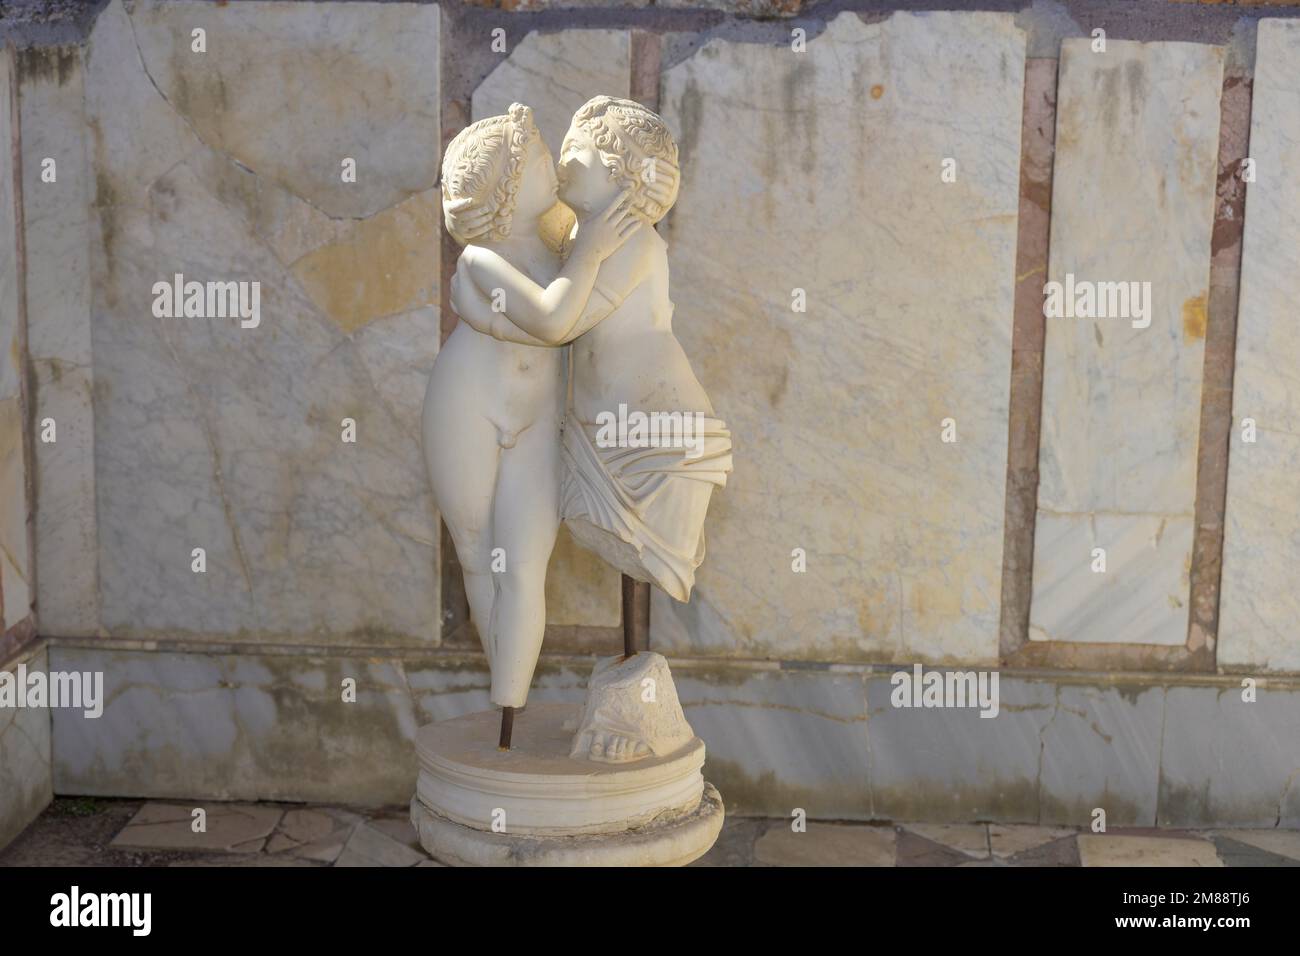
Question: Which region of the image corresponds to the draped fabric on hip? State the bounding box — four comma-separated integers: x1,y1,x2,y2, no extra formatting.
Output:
560,415,732,602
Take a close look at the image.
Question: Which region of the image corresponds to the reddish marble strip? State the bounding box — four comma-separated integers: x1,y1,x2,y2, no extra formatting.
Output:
1186,69,1253,665
998,57,1057,663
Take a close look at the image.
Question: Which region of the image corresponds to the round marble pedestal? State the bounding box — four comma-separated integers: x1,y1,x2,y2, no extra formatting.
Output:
410,702,724,866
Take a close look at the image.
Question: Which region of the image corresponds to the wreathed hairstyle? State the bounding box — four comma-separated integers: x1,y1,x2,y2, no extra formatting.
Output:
441,103,538,245
568,96,680,224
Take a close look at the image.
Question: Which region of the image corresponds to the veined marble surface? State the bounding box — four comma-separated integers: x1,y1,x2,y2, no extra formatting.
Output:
1219,20,1300,673
20,46,101,638
1030,39,1223,646
472,28,631,160
0,50,33,632
84,0,441,645
652,11,1025,663
126,0,440,219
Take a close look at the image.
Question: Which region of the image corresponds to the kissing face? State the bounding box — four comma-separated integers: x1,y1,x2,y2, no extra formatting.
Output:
557,125,622,215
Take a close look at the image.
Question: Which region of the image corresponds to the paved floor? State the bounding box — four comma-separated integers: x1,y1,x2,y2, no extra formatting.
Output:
2,798,1298,866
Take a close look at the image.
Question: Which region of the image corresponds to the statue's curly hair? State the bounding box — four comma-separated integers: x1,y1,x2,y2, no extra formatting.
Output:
568,96,680,224
441,103,538,245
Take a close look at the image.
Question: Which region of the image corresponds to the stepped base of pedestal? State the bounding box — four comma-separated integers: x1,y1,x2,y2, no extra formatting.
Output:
410,783,724,867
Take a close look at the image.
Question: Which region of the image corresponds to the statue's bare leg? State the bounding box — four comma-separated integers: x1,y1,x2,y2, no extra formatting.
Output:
487,418,561,712
423,404,502,666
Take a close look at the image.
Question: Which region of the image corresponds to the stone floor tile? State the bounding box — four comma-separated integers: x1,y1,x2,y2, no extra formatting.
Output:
691,817,769,867
266,828,351,863
902,823,989,858
1103,827,1198,839
1213,829,1300,863
368,816,422,850
334,820,428,867
894,827,974,867
1002,834,1081,867
753,823,896,867
265,807,357,863
333,847,376,867
989,824,1078,859
110,802,282,853
15,795,1300,868
323,807,365,826
286,835,350,863
1211,836,1300,868
1078,835,1223,867
278,808,339,844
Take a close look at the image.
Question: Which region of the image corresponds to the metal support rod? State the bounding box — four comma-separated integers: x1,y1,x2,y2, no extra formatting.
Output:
498,705,514,751
621,573,650,659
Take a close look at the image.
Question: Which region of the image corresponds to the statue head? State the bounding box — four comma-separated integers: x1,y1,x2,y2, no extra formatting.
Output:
441,103,557,245
560,96,679,224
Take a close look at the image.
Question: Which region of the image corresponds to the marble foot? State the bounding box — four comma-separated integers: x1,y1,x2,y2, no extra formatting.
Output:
570,652,695,762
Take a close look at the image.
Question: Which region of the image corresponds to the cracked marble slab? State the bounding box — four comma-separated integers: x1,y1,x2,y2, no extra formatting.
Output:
1031,39,1223,646
651,11,1025,664
123,0,439,219
1218,19,1300,674
83,0,441,646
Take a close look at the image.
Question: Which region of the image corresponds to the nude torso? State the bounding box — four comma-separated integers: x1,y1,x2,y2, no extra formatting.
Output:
440,236,565,441
570,230,714,422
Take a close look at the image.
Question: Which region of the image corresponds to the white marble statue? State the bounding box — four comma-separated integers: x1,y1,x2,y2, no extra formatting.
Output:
425,103,643,710
413,97,729,864
427,96,732,747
